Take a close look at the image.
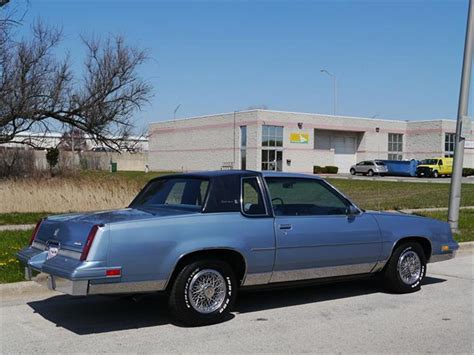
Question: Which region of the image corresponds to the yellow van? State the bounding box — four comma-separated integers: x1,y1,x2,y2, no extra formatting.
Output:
416,157,453,178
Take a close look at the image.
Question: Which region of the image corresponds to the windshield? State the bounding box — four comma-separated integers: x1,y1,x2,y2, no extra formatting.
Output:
420,159,439,165
131,177,210,211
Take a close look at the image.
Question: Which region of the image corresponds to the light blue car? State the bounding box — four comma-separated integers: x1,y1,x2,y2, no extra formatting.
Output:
18,171,458,325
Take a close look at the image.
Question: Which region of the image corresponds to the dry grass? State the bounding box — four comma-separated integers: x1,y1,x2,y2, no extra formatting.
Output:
0,175,145,213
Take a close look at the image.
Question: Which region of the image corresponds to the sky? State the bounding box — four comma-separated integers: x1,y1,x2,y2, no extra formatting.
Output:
9,0,473,131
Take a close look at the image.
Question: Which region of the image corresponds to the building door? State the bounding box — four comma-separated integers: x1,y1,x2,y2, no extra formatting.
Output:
262,149,283,171
333,136,356,173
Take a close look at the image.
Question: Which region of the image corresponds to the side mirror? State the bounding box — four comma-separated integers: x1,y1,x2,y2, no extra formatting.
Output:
347,205,360,217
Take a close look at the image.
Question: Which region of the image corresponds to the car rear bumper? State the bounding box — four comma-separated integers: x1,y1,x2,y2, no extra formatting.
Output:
24,266,166,296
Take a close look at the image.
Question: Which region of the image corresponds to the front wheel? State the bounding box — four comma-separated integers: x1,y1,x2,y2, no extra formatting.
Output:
432,170,439,178
169,259,237,326
350,168,356,175
383,242,426,293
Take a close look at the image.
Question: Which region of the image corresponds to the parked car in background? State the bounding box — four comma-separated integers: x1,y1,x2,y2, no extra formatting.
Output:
416,157,453,178
350,160,388,176
17,171,458,326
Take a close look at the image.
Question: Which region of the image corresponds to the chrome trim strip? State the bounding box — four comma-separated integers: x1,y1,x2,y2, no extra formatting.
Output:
270,263,375,283
58,249,81,260
88,280,166,294
31,241,46,250
429,252,456,263
242,272,272,286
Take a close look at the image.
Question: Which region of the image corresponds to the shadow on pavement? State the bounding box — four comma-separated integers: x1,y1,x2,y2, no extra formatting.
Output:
27,276,445,335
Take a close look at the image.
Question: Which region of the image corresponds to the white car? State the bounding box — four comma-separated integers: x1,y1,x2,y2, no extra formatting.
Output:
350,160,388,176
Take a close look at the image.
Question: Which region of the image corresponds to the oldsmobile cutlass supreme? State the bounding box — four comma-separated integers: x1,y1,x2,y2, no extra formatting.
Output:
18,171,458,325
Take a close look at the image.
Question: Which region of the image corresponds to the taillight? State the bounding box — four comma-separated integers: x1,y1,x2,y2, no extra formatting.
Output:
80,225,101,261
29,220,42,245
106,268,121,277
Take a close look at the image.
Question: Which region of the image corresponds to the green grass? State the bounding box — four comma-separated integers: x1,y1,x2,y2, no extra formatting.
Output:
0,229,32,283
327,179,474,211
0,212,51,226
417,209,474,243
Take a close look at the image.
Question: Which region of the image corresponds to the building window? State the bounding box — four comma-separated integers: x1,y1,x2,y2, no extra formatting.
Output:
262,125,283,171
388,133,403,160
262,125,283,147
445,133,455,157
240,126,247,170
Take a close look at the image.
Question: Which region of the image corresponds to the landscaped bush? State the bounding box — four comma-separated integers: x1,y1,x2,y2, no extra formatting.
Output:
463,168,474,177
313,166,323,174
325,166,339,174
313,165,339,174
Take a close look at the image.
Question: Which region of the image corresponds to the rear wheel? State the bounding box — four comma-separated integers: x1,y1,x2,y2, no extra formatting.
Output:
169,259,237,326
367,169,374,177
350,168,356,175
383,242,426,293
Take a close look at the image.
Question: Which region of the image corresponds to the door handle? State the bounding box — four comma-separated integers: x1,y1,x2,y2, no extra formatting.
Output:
279,224,292,230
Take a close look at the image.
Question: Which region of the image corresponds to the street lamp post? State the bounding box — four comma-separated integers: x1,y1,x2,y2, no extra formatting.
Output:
321,69,338,115
448,0,474,232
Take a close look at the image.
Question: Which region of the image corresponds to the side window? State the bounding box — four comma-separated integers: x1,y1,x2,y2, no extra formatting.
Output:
165,182,186,204
241,177,266,215
265,177,349,216
438,160,443,166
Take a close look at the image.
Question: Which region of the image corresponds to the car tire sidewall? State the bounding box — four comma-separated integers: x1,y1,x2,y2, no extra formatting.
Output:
368,170,374,176
385,243,426,293
432,170,439,178
170,260,236,326
350,168,356,175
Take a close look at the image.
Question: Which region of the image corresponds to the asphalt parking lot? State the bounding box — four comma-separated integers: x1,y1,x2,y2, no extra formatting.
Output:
0,252,472,353
320,173,474,184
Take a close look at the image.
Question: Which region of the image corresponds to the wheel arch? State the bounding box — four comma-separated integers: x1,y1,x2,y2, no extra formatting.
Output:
390,236,432,261
164,248,247,291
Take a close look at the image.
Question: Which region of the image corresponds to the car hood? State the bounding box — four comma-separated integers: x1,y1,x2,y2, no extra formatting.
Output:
416,165,434,169
364,210,452,241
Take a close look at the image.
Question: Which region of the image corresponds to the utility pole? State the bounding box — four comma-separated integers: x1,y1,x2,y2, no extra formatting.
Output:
321,69,338,115
233,111,236,169
448,0,474,232
173,104,181,120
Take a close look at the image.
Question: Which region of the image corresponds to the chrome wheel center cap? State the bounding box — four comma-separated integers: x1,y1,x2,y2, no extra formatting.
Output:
204,287,215,299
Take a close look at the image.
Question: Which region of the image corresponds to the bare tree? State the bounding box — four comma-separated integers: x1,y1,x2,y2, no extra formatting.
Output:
0,5,152,151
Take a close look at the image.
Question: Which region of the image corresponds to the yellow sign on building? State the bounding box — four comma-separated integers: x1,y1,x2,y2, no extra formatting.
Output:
290,132,309,144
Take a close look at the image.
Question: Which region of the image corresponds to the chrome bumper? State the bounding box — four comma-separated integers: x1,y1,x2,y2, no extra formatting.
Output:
25,267,165,296
429,251,456,263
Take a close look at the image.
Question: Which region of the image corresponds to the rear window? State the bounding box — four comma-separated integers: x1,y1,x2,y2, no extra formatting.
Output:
375,161,385,166
131,178,209,211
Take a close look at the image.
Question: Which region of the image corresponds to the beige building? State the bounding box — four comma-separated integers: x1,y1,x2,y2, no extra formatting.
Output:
148,110,474,173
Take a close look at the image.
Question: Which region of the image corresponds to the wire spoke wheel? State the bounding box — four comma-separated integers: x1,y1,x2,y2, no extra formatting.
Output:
397,250,421,285
188,269,227,314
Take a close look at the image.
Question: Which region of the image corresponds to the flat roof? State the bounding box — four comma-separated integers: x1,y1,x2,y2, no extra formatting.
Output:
151,109,461,126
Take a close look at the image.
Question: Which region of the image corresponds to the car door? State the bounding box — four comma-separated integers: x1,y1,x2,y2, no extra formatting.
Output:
265,176,382,283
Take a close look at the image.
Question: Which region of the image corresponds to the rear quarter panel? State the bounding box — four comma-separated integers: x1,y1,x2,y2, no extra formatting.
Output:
106,213,276,286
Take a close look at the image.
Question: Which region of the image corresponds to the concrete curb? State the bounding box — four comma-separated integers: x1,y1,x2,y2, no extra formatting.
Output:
0,224,35,232
1,244,472,299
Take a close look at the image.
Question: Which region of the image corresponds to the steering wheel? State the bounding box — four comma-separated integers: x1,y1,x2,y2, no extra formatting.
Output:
272,197,284,205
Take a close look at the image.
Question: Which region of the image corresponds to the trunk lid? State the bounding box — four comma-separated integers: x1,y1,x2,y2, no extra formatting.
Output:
35,208,196,250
